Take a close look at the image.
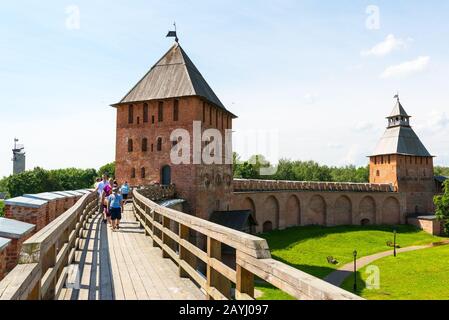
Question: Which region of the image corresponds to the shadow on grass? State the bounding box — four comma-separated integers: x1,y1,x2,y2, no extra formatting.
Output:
260,224,425,251
271,257,336,279
341,270,370,298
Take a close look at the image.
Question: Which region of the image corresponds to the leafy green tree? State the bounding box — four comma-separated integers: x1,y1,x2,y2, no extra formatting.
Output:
5,167,60,197
98,162,116,178
434,180,449,235
435,166,449,177
1,167,97,198
51,168,97,190
234,155,370,183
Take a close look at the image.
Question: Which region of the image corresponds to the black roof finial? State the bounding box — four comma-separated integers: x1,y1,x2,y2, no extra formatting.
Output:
394,91,400,102
166,21,179,43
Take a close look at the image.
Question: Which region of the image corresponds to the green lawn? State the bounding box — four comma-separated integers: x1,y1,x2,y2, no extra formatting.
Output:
341,244,449,300
255,225,444,300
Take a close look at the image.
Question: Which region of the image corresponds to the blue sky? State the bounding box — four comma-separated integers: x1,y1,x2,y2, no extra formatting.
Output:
1,0,448,177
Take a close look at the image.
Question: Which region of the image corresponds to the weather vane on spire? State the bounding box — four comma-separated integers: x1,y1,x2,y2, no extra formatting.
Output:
166,21,179,43
394,91,400,101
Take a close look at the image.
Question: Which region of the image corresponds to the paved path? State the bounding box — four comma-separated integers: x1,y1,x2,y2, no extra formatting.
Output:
324,245,434,287
58,204,205,300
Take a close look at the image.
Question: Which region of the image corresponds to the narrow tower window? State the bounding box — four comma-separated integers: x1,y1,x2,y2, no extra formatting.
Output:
158,101,164,122
141,167,146,179
142,138,148,152
143,103,149,123
202,102,206,122
209,106,212,125
128,105,134,124
128,139,133,152
173,100,179,121
157,137,162,151
131,168,136,179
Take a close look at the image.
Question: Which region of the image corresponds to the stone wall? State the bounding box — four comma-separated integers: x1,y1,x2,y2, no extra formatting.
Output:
0,245,8,281
370,154,435,214
407,216,444,236
5,237,28,272
4,205,46,232
115,96,234,220
231,187,405,233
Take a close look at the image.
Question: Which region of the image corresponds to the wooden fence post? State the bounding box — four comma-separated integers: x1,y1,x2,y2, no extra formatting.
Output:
162,216,170,258
236,263,254,300
178,224,197,278
207,237,231,300
42,243,57,300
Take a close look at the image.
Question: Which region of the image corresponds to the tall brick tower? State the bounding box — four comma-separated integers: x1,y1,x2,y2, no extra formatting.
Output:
370,96,435,214
112,42,237,220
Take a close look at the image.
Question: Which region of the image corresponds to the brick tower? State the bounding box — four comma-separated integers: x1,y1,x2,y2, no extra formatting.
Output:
112,42,237,220
369,95,435,214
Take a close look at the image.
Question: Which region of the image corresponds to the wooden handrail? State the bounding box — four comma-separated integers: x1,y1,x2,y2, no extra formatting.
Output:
133,189,362,300
0,192,98,300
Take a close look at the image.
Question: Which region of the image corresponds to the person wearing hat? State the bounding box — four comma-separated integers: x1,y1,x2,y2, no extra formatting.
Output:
107,187,124,231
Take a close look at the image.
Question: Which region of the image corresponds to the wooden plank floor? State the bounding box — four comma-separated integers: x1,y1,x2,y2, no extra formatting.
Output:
58,204,205,300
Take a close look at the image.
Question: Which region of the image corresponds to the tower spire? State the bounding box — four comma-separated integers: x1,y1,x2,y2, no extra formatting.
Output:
166,22,179,43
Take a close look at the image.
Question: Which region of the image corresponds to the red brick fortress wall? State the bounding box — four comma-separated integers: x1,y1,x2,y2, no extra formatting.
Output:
231,179,406,233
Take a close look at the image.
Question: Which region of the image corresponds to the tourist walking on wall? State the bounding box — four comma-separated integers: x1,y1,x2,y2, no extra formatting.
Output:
95,175,110,223
102,179,113,224
108,187,123,231
120,181,130,200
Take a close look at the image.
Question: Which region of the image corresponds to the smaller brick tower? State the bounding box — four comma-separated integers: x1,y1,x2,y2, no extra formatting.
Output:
370,95,435,214
113,41,237,220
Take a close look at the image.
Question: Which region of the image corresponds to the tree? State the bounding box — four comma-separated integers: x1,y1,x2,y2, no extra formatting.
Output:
435,166,449,177
1,167,97,198
98,162,116,178
434,180,449,235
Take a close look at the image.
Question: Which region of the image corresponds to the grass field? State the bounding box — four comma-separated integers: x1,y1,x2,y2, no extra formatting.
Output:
256,225,444,300
341,244,449,300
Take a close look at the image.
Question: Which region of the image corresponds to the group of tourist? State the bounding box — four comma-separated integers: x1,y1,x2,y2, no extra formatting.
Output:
94,174,130,231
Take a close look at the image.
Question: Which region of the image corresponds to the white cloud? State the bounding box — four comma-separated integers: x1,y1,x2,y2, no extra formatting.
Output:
304,93,318,105
353,121,374,132
416,110,449,133
361,34,409,57
327,142,343,149
380,56,430,79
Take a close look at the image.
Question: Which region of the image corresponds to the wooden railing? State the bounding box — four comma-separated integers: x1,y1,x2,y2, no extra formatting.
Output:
0,192,97,300
133,189,362,300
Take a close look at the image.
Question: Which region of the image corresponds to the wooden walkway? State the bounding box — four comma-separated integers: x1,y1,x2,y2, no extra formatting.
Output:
58,204,205,300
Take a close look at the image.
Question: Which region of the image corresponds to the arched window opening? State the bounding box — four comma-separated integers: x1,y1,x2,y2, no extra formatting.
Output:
131,168,136,179
128,139,133,152
157,137,162,151
141,167,146,179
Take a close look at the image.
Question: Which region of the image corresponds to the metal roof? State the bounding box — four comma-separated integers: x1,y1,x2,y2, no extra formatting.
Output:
52,191,77,198
75,190,91,195
157,199,185,208
24,192,65,201
209,210,258,231
371,125,432,157
63,191,85,196
4,196,48,208
435,176,448,183
0,237,11,251
0,217,35,239
389,100,409,118
113,43,236,118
